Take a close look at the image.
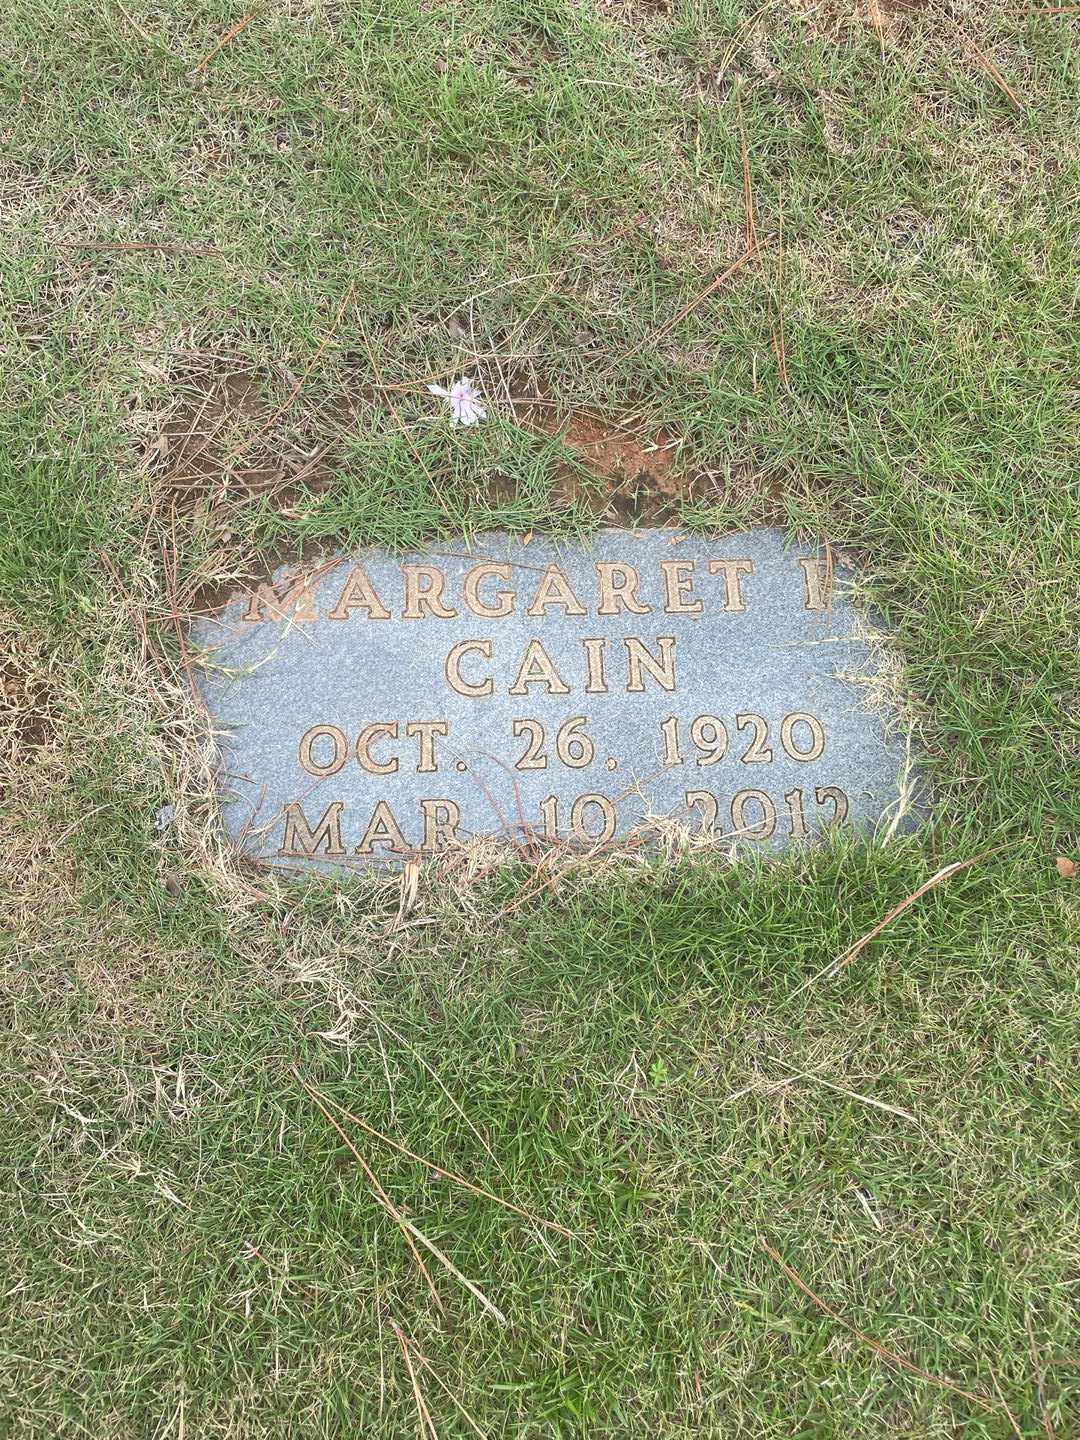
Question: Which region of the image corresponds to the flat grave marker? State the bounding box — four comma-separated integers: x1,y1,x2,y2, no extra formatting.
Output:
190,529,918,870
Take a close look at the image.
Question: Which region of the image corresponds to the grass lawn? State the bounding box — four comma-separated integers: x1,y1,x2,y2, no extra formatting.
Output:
2,0,1079,1434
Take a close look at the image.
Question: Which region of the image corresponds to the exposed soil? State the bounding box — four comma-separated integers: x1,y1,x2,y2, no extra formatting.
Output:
187,542,336,621
1,653,55,760
595,0,674,17
148,368,339,513
151,354,712,530
786,0,926,35
862,0,928,34
518,400,701,522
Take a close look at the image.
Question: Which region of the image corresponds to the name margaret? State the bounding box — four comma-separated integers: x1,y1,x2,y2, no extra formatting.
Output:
242,554,833,626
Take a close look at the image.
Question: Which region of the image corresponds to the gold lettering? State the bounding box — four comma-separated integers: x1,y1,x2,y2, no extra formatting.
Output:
402,564,456,619
660,560,702,615
421,798,462,851
685,789,718,831
815,785,849,825
513,719,547,770
462,563,515,618
736,713,773,764
623,636,677,692
730,788,777,840
570,794,617,845
526,565,587,617
327,565,391,621
355,801,408,855
596,563,650,616
445,640,493,697
279,801,345,857
243,571,317,623
707,559,754,613
297,724,348,778
583,638,608,694
356,722,399,775
508,640,570,695
406,721,448,773
797,557,832,612
780,712,825,762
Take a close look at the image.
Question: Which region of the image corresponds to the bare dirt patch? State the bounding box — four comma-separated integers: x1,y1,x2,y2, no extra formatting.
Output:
863,0,927,37
595,0,674,18
1,646,56,762
784,0,926,38
149,365,339,513
147,361,354,616
871,0,927,15
518,401,698,522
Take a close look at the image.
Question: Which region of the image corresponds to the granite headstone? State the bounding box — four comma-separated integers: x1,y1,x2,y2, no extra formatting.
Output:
190,529,918,870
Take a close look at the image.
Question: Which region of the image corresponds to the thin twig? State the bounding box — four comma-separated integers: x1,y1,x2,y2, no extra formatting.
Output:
758,1238,1001,1415
113,0,156,47
410,1346,490,1440
194,11,256,72
787,846,1004,999
988,1367,1025,1440
59,241,221,256
659,244,764,333
300,1078,446,1317
312,1087,574,1237
763,1060,922,1127
969,40,1023,107
353,1006,500,1165
390,1211,507,1326
157,386,217,494
615,245,765,366
959,30,1024,107
392,1323,438,1440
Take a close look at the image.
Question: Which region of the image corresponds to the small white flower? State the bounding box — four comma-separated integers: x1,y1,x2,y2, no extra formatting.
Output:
427,375,487,426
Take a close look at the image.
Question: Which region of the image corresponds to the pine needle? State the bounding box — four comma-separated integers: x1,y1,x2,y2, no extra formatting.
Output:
391,1211,508,1326
392,1322,438,1440
787,846,1004,999
194,11,256,73
311,1086,575,1238
300,1077,446,1318
759,1238,1001,1414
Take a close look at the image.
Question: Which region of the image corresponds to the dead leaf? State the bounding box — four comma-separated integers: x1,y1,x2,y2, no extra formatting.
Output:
1055,856,1077,879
